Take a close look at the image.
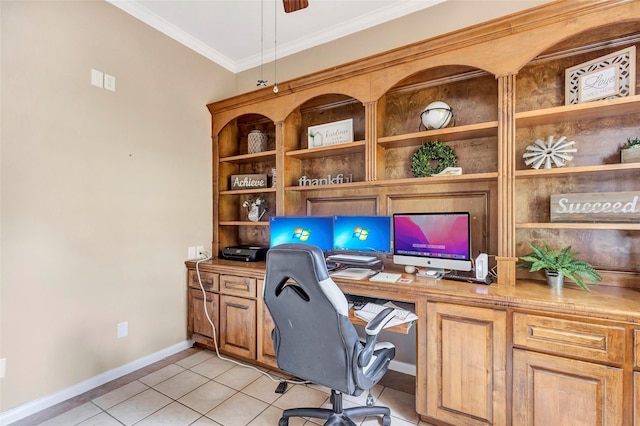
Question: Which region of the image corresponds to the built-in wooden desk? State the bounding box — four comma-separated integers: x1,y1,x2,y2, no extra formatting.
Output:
187,258,640,425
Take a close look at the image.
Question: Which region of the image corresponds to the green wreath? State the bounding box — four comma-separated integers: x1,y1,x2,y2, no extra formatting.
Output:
411,141,457,177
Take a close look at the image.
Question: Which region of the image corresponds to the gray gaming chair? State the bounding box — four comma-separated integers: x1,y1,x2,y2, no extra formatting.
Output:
264,243,396,426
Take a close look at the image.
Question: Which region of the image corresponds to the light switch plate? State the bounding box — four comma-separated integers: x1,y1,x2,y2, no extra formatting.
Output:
91,69,104,88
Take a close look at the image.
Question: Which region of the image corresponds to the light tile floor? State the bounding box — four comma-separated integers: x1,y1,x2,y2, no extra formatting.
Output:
12,348,433,426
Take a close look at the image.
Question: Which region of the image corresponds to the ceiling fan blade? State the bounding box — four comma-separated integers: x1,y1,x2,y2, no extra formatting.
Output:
283,0,309,13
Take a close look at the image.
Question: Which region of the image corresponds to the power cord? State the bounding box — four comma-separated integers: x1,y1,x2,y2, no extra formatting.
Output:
194,252,308,386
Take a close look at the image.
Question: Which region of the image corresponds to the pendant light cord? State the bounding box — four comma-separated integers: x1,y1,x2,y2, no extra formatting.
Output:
273,0,279,93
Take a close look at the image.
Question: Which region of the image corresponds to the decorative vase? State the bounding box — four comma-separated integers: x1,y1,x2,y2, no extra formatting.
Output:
545,270,564,289
248,130,267,154
621,145,640,163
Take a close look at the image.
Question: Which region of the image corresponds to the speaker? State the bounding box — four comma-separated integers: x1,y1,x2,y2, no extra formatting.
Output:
475,253,489,280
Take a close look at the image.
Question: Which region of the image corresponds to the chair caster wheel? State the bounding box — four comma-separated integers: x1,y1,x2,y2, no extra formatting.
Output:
278,417,288,426
382,414,391,426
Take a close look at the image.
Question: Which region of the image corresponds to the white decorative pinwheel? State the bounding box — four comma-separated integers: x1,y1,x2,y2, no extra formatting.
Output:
523,135,577,169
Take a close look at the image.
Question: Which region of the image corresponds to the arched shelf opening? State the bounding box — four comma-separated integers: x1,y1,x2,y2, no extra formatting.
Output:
375,65,499,182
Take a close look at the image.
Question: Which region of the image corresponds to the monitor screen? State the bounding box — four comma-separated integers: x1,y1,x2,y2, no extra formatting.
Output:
333,215,392,253
393,212,472,272
269,216,334,252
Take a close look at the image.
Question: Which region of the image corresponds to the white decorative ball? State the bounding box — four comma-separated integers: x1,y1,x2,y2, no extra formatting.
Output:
420,101,454,130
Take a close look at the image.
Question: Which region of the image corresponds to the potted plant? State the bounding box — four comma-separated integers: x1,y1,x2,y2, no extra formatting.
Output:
519,243,601,292
621,137,640,163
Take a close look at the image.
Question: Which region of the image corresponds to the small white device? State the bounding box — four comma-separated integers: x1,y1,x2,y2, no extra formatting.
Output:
475,253,489,280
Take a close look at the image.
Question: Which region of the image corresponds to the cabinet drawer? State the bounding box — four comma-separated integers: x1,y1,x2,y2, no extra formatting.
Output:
188,270,218,292
220,275,257,298
513,313,625,365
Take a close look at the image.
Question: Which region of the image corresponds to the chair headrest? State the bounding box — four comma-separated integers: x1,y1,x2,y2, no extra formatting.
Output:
266,243,329,281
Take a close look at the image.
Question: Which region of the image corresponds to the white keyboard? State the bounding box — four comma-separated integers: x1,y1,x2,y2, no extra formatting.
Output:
360,302,410,320
327,254,378,263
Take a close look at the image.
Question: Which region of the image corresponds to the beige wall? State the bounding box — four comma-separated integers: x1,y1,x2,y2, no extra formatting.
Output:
0,0,552,417
0,0,233,412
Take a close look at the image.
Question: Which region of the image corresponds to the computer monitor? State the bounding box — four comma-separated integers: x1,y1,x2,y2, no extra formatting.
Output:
393,212,472,273
269,216,334,252
333,215,392,253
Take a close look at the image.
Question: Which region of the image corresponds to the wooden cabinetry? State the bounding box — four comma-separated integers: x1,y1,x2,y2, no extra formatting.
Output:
208,1,640,288
186,270,219,346
512,313,628,425
186,262,264,364
426,302,507,426
218,274,257,359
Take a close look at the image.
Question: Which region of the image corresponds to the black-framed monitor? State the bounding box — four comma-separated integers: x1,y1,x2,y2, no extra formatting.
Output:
269,216,334,252
392,212,472,273
332,215,392,254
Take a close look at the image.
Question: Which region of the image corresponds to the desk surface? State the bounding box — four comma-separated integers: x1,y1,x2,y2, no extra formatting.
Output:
187,258,640,324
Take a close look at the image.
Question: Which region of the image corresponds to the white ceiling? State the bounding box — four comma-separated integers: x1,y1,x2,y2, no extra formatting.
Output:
107,0,446,73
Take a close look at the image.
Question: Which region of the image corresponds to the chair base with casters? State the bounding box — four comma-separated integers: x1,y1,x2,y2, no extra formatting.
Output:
278,389,391,426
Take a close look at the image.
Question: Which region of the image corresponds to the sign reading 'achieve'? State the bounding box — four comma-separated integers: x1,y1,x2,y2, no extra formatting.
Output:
551,191,640,223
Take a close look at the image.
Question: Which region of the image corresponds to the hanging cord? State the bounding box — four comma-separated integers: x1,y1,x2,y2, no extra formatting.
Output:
273,0,279,93
195,254,307,385
257,0,267,86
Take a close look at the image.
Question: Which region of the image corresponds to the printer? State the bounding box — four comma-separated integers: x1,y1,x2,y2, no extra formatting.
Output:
221,245,268,262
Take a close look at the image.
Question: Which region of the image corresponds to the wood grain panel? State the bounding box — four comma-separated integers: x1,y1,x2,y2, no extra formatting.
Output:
635,329,640,369
220,295,256,359
513,313,625,364
188,271,218,292
188,289,218,344
427,302,507,426
306,196,378,216
220,275,257,298
512,349,623,426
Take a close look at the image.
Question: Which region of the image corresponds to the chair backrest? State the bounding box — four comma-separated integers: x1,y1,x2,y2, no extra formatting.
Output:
263,243,361,394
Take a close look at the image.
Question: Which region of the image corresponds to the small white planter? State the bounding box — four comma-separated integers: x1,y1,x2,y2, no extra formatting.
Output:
621,145,640,163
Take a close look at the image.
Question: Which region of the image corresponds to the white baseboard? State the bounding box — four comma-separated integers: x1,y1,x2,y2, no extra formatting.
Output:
0,340,193,426
388,359,416,376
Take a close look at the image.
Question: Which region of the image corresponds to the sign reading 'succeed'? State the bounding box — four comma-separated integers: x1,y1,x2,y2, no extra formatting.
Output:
551,191,640,223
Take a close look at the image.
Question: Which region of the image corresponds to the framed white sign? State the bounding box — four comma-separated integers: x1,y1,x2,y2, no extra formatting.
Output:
565,46,636,105
307,118,353,148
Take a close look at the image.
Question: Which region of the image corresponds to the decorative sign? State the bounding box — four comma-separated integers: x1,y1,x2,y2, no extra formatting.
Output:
230,174,267,190
565,46,636,104
298,173,354,186
551,191,640,223
308,118,353,148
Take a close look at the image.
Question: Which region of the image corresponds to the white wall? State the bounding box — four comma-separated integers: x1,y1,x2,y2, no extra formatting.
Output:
1,0,234,412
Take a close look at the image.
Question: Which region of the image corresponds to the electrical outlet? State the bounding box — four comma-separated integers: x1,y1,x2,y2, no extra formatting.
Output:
196,246,205,258
0,358,6,379
104,73,116,92
117,321,128,339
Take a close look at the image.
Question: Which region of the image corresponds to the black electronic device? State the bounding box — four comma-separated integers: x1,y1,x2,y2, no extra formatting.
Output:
222,245,268,262
443,270,493,285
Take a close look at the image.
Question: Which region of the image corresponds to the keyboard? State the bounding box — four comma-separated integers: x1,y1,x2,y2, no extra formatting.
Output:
361,302,410,320
327,254,378,263
347,294,373,310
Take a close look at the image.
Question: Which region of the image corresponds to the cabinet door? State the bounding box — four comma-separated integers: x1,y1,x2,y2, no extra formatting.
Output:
427,302,507,426
187,288,219,346
256,279,278,368
220,294,256,359
635,372,640,426
513,349,623,426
